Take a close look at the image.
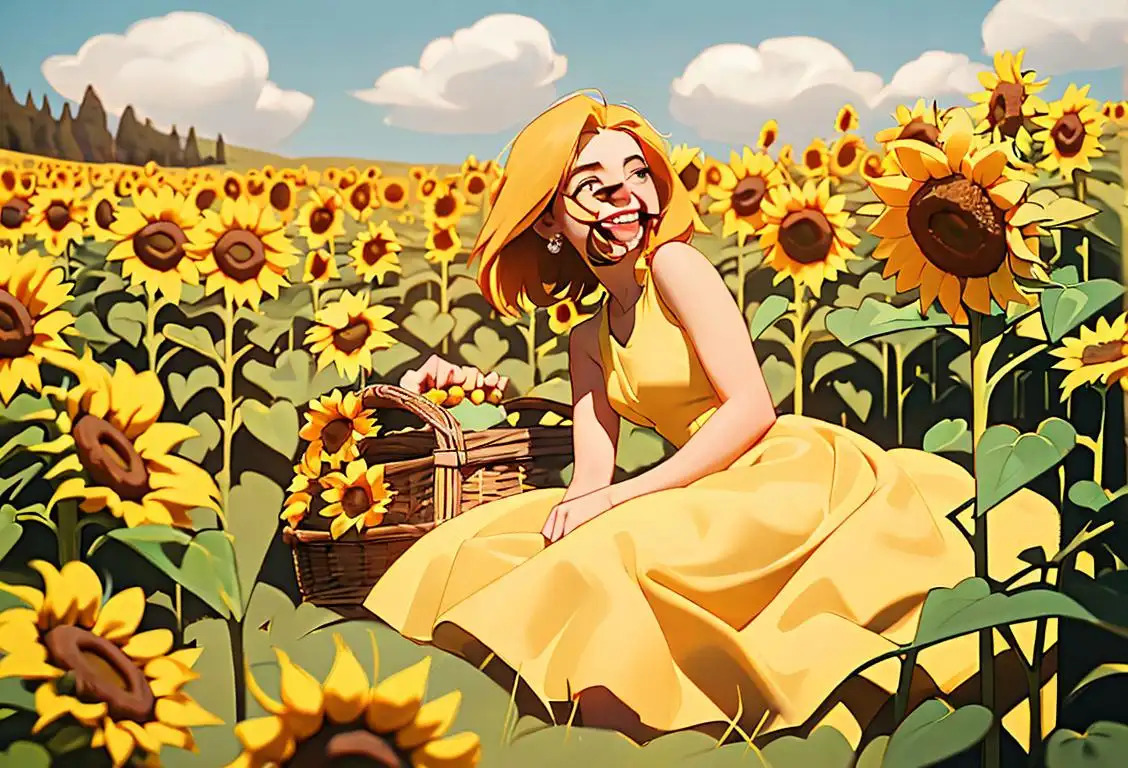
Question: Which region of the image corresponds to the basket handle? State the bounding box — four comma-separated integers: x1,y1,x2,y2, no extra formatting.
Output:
360,383,466,523
501,397,573,419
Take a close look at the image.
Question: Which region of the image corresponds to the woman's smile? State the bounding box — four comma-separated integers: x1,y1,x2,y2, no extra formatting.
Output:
594,207,651,252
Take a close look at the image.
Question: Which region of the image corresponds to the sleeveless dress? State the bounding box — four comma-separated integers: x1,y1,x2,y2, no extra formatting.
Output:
363,259,1060,747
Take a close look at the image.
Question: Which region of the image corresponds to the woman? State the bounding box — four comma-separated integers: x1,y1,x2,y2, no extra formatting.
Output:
365,92,1058,745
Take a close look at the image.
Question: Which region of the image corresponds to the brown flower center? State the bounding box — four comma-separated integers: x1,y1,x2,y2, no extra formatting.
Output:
133,220,188,271
269,182,292,212
554,303,574,325
341,486,371,516
321,418,354,454
310,208,334,235
213,229,268,282
0,170,15,192
94,200,116,230
761,130,777,149
45,202,71,232
420,179,436,197
835,142,859,169
705,166,723,186
431,228,455,252
1117,104,1126,120
44,625,156,723
224,178,242,199
898,119,941,146
678,163,701,192
779,209,833,264
1051,113,1086,158
804,149,823,169
0,289,34,358
288,725,408,768
309,252,331,281
333,321,370,353
383,183,405,205
988,82,1026,137
730,175,768,218
1081,341,1128,365
433,193,456,219
195,189,218,211
907,176,1007,279
466,174,487,195
350,184,372,212
73,414,150,500
0,199,29,230
247,180,265,197
362,237,390,265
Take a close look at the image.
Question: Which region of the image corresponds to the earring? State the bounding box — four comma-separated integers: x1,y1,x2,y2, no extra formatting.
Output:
546,233,564,254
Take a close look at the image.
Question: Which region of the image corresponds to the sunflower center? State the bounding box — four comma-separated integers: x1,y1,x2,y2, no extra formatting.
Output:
134,221,188,271
224,178,241,199
333,321,370,354
362,238,390,265
342,487,372,516
248,180,265,197
73,414,151,500
94,200,117,230
554,303,574,324
0,289,34,358
778,209,833,264
195,189,217,211
988,82,1026,137
420,180,436,197
214,229,268,282
43,625,156,723
907,176,1007,279
0,170,14,192
1051,113,1086,158
309,252,331,281
804,149,823,169
678,163,701,192
431,229,455,252
1081,341,1128,365
44,202,71,232
731,176,768,217
287,724,407,768
836,142,859,168
899,119,941,146
321,418,354,454
1,198,30,230
310,208,334,235
863,156,883,178
383,184,405,204
705,166,723,186
270,182,293,211
466,174,487,195
433,194,456,219
351,184,372,212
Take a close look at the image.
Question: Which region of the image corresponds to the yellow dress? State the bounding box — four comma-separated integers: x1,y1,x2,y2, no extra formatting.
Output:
363,261,1059,745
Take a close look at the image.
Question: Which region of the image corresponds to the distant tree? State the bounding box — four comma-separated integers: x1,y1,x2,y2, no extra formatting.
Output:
74,85,114,162
30,94,57,156
168,126,183,166
215,134,226,164
115,105,143,165
183,127,202,166
55,104,83,161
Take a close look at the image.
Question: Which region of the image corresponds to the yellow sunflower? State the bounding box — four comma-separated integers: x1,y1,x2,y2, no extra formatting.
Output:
758,120,779,152
189,197,298,310
265,176,298,223
0,560,220,768
424,223,462,265
376,177,410,210
303,249,340,284
305,290,397,380
27,186,88,256
423,183,467,229
777,144,794,168
0,250,76,403
864,107,1043,323
860,152,886,180
1031,83,1106,180
829,135,866,178
835,104,859,133
800,138,831,180
296,187,347,250
0,190,33,246
669,144,706,203
759,179,860,297
85,187,121,244
188,182,221,215
707,148,786,245
968,49,1050,137
320,459,395,538
106,187,203,303
49,357,221,527
415,171,442,203
458,168,491,204
348,221,403,284
220,171,246,202
227,634,480,767
300,389,378,469
875,99,944,148
281,452,323,528
344,180,377,222
1050,313,1128,400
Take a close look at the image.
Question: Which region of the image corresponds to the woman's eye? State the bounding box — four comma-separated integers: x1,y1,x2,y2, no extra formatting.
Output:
632,167,651,180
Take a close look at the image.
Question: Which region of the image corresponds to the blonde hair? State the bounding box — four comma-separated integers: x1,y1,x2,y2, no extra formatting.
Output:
470,91,698,317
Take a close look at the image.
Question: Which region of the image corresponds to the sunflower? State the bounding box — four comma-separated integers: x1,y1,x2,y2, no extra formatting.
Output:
1031,83,1106,181
305,290,397,380
875,99,945,148
49,357,221,527
344,181,377,222
85,188,121,244
759,179,860,296
281,453,322,528
835,104,859,133
829,135,866,178
361,164,382,183
1049,313,1128,400
220,171,246,202
106,187,202,303
758,120,779,153
27,186,88,257
424,223,463,265
864,108,1043,323
188,181,221,214
800,138,830,180
968,49,1050,137
300,389,379,469
707,148,786,245
266,177,298,223
0,250,76,403
376,177,409,210
0,560,220,768
423,183,467,229
669,144,706,203
548,297,588,335
1114,102,1128,125
227,633,480,768
348,221,403,284
860,152,886,180
296,187,347,250
303,249,340,285
320,459,395,538
244,169,270,204
415,171,442,203
458,168,491,204
189,197,298,311
778,144,794,168
0,189,34,247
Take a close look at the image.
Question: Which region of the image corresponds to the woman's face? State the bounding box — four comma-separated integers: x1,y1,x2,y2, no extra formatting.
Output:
538,129,662,267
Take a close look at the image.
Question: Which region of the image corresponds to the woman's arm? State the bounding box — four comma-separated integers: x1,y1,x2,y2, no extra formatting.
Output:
560,316,620,503
607,241,777,507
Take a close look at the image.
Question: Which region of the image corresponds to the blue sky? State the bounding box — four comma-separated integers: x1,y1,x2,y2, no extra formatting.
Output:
2,0,1124,164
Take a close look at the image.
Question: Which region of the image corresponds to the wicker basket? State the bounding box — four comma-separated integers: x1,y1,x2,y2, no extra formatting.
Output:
283,383,573,608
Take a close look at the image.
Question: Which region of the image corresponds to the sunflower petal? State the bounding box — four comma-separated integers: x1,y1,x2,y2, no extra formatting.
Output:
367,656,432,732
92,587,145,642
397,691,462,750
411,731,483,768
323,633,370,724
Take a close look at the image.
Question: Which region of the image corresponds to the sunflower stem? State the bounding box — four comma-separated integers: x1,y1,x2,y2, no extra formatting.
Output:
736,236,746,312
526,308,539,391
220,299,235,516
894,345,905,445
791,280,808,416
144,288,164,373
56,499,79,564
1094,387,1107,488
227,616,247,722
440,258,450,357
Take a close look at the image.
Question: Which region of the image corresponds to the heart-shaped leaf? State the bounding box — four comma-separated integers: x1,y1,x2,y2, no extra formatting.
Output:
1066,663,1128,704
761,354,796,407
833,380,872,422
882,699,992,768
163,323,221,362
923,418,972,454
760,725,855,768
178,412,221,464
0,425,46,463
445,401,507,432
246,317,291,352
0,742,51,768
1040,279,1124,342
243,349,351,405
976,417,1076,515
402,299,456,349
106,300,147,347
371,343,422,377
72,312,118,352
226,472,285,606
748,294,790,340
833,272,898,309
450,306,481,343
826,297,953,347
855,735,889,768
459,326,510,373
167,367,221,411
239,400,299,460
812,351,857,388
1045,721,1128,767
0,505,24,563
1068,481,1127,514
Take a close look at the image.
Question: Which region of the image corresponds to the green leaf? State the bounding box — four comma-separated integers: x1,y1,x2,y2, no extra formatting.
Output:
0,505,24,563
882,699,992,768
886,327,938,355
761,354,796,407
449,306,481,343
1045,721,1128,767
833,380,872,422
748,294,790,340
106,300,147,347
1039,279,1124,342
976,418,1076,515
0,464,44,499
1066,663,1128,704
72,311,118,351
401,299,455,349
0,741,51,768
178,412,220,464
459,326,510,373
0,425,45,462
811,351,857,388
617,422,671,474
180,529,242,620
239,400,299,460
0,393,55,424
227,472,284,607
1068,481,1127,514
246,317,290,352
1040,196,1103,229
856,735,889,768
826,297,952,347
759,726,855,768
833,272,898,309
445,401,507,432
0,677,35,711
163,323,221,361
166,367,221,411
371,343,422,377
923,418,972,454
243,349,350,405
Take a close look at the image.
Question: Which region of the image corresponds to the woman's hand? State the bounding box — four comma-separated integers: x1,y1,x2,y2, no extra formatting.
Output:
399,354,509,396
542,487,615,543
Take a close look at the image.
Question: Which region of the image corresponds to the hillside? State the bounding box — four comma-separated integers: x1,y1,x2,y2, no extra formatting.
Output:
195,137,463,177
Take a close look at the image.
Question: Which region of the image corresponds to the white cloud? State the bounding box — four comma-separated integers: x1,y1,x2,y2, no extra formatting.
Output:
351,14,567,134
982,0,1128,75
41,11,313,147
669,37,986,148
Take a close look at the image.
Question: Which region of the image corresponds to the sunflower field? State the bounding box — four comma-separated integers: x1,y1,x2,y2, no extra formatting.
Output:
0,48,1126,767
